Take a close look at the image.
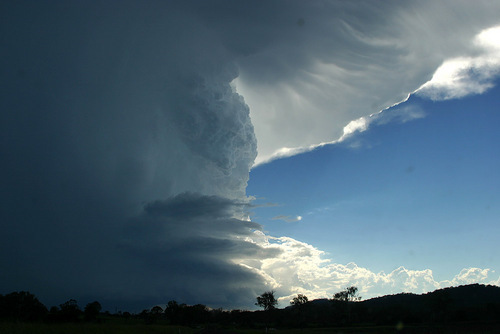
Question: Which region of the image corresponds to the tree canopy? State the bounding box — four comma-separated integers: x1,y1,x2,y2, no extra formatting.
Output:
333,286,361,302
256,291,278,311
84,301,102,321
290,294,308,306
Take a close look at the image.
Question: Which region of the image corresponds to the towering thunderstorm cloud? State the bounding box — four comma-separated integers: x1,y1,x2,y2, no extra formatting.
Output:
1,1,500,310
1,1,262,309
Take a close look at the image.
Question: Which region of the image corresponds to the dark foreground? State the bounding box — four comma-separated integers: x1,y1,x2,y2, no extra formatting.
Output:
2,321,500,334
2,284,500,333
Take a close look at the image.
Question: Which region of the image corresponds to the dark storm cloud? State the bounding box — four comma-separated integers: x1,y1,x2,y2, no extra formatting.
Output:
1,0,260,310
113,193,281,309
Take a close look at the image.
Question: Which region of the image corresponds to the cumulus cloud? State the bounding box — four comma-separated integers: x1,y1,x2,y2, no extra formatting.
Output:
250,236,499,305
442,268,495,287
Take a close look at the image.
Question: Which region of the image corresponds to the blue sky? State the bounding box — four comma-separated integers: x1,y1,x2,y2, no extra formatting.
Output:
248,81,500,285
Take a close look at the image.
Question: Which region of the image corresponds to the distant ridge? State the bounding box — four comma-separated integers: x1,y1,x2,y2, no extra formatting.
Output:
281,284,500,327
355,284,500,325
362,283,500,308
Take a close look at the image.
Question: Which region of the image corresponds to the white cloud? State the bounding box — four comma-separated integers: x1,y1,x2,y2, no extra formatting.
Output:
272,215,303,223
371,105,427,126
232,3,500,165
252,103,427,165
417,25,500,100
442,268,493,286
243,235,500,305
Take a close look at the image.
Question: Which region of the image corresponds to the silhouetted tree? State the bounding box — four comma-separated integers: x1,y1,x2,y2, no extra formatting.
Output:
46,305,59,322
332,286,361,325
184,304,209,324
256,291,278,311
333,286,361,302
290,294,309,329
122,311,131,321
150,305,164,323
165,300,187,324
165,300,178,323
290,294,308,306
0,291,47,322
151,305,163,314
84,301,101,321
139,309,152,324
59,299,81,322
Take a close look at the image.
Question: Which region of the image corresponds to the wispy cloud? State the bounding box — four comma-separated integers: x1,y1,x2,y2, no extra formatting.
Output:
272,215,303,223
251,23,500,166
237,4,500,165
253,103,426,165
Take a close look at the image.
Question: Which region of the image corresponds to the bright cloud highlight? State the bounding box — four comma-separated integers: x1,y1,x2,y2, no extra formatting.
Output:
250,236,500,305
236,5,500,165
417,25,500,100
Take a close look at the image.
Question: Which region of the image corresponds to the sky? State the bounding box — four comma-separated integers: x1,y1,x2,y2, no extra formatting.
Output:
1,0,499,311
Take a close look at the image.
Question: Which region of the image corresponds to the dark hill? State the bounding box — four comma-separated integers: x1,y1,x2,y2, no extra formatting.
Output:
359,284,500,325
278,284,500,327
362,283,500,309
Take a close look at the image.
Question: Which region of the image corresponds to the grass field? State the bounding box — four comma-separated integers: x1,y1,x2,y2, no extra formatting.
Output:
1,322,499,334
0,322,196,334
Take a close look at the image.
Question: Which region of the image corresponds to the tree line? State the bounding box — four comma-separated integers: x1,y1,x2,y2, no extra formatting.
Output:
0,291,101,323
1,284,499,330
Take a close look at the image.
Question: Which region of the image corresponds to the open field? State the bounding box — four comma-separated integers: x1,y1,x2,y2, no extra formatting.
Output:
0,322,196,334
2,322,500,334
